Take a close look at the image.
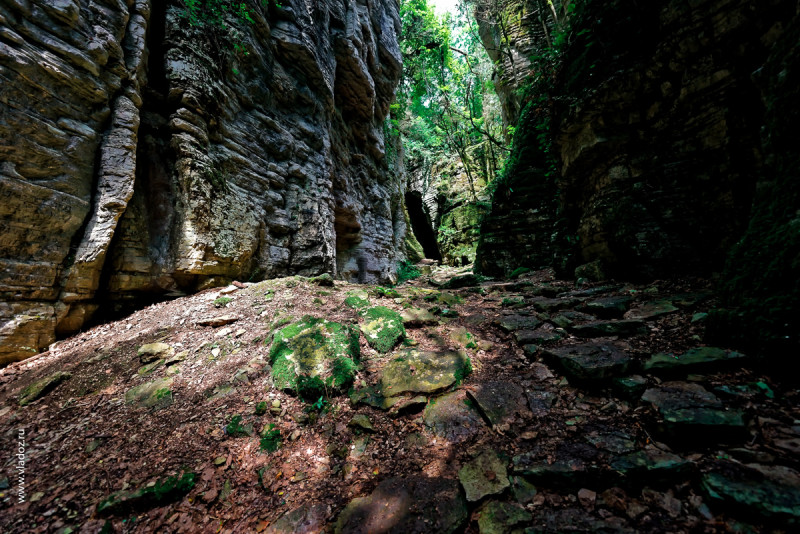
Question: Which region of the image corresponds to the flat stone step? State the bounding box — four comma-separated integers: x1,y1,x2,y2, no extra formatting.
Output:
542,343,632,382
569,320,647,338
641,382,747,442
643,346,746,375
701,461,800,526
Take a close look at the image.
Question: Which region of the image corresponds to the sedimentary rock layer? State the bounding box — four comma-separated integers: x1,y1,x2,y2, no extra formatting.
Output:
0,0,405,364
476,0,797,280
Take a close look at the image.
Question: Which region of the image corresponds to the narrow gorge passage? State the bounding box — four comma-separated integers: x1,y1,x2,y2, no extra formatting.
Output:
1,0,799,532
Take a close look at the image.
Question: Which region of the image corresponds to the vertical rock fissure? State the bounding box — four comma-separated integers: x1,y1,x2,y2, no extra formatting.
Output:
95,0,177,319
55,1,152,335
404,191,442,261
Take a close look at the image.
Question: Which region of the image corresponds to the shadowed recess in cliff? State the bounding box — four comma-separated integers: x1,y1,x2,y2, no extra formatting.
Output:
405,191,442,261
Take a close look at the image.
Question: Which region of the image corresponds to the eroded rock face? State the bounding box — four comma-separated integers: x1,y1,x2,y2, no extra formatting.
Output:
476,0,798,280
0,0,405,364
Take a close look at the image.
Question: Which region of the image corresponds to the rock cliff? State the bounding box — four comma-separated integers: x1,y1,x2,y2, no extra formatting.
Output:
476,0,798,282
0,0,405,364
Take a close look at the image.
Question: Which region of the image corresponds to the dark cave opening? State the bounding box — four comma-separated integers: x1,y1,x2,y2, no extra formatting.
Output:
405,192,442,261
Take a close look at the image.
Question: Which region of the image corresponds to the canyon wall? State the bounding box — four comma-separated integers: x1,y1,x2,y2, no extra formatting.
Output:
476,0,797,280
0,0,405,364
474,0,799,355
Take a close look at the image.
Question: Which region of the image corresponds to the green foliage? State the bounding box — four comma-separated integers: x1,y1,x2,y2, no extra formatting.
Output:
305,395,330,414
214,296,232,308
225,414,251,437
373,286,402,299
397,0,507,195
296,374,326,403
259,424,281,453
254,401,268,415
453,355,473,387
397,260,422,285
509,267,531,278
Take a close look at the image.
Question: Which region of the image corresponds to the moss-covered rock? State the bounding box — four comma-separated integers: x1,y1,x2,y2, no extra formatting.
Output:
459,449,510,502
19,371,71,406
269,316,360,394
359,306,405,353
96,471,196,516
381,349,470,395
343,290,371,309
125,377,174,409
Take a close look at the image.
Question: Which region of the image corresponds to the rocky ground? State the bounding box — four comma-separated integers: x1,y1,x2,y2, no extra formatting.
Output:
1,265,799,533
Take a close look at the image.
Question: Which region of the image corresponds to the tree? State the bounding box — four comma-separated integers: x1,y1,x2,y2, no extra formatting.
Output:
395,0,508,198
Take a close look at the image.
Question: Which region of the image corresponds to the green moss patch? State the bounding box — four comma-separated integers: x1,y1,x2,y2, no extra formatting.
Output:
268,316,360,395
125,377,174,409
19,371,71,406
359,306,406,353
96,471,196,516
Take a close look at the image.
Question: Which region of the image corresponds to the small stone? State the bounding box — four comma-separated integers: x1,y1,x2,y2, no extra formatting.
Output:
643,347,746,374
165,351,188,366
497,314,542,332
138,359,164,376
348,414,375,433
124,377,174,409
197,315,239,327
467,380,526,428
476,501,531,534
96,471,196,516
613,375,648,400
137,343,173,364
515,329,562,345
624,300,678,320
400,307,437,327
458,449,510,502
441,273,480,289
335,476,467,534
423,391,484,443
575,260,607,282
578,488,597,508
214,456,227,466
510,476,538,504
530,297,581,313
584,296,633,318
701,461,800,524
641,382,747,441
215,327,233,338
360,306,406,353
526,388,557,416
266,503,330,534
309,273,334,286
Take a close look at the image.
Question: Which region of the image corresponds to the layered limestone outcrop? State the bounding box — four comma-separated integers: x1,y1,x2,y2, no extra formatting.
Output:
476,0,798,279
0,0,405,364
